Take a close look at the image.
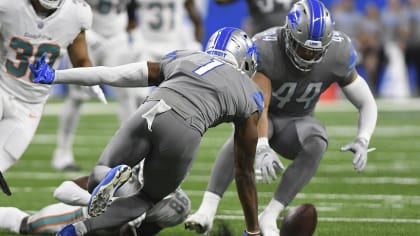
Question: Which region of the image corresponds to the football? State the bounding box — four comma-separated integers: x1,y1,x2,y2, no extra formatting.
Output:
280,203,317,236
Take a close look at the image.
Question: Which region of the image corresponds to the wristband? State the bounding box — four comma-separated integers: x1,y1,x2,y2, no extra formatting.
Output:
243,230,261,236
257,137,269,146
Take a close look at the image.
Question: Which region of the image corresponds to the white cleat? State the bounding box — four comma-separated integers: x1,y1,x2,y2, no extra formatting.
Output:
259,213,280,236
184,213,213,235
51,149,80,171
88,165,132,217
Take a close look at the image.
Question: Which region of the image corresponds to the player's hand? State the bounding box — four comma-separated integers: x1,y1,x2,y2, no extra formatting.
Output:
255,142,284,184
81,85,108,104
340,138,370,172
29,52,55,84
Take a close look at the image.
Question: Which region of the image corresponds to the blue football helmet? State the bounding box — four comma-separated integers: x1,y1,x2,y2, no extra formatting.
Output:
205,27,258,78
285,0,333,71
39,0,64,9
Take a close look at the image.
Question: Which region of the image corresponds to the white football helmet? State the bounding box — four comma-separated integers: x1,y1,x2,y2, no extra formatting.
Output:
285,0,333,71
205,27,258,78
38,0,64,10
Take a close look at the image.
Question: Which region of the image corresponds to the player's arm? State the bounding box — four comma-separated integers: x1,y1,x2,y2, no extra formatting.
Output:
233,112,260,235
252,72,271,139
185,0,204,43
67,30,92,68
341,70,377,146
126,0,137,31
340,70,377,172
29,54,162,87
252,72,285,183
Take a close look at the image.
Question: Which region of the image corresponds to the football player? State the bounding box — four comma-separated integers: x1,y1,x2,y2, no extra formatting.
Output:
51,0,144,171
0,0,100,195
130,0,204,60
0,162,191,235
184,0,378,235
30,27,263,236
215,0,296,36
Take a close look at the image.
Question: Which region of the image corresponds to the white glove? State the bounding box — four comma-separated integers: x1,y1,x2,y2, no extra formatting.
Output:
340,138,369,172
255,138,285,184
81,85,107,104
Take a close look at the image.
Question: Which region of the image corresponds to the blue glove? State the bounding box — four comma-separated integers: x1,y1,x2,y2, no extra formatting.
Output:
29,52,55,84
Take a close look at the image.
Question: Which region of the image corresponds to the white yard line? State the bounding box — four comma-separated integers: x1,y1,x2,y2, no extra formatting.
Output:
41,98,420,116
214,215,420,224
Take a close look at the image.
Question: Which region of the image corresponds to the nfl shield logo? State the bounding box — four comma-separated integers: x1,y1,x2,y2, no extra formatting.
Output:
38,22,44,29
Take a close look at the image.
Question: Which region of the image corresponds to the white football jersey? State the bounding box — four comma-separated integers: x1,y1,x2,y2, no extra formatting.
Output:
0,0,92,103
133,0,201,59
135,0,187,42
86,0,129,37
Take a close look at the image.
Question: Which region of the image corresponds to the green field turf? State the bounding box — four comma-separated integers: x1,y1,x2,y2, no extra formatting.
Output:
1,98,419,236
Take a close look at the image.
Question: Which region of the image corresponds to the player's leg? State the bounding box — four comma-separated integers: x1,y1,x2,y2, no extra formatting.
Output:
112,87,151,124
23,204,86,234
259,116,328,236
135,188,191,235
0,93,43,195
52,85,87,171
0,207,28,234
67,102,201,235
184,132,235,234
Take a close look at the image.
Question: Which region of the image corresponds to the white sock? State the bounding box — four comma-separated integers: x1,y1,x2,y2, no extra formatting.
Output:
53,181,91,206
0,207,29,233
259,198,284,222
73,221,88,236
196,191,221,218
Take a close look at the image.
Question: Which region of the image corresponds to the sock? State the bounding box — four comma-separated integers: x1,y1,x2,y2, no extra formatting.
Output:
0,207,29,233
53,181,91,206
196,191,221,218
259,198,284,222
73,221,88,236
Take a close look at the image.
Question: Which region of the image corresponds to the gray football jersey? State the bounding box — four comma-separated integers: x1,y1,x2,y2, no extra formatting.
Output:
148,50,264,134
253,26,357,117
247,0,295,34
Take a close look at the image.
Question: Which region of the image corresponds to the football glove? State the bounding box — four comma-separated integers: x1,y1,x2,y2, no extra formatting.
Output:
80,85,108,104
340,138,369,172
255,142,285,184
29,52,55,84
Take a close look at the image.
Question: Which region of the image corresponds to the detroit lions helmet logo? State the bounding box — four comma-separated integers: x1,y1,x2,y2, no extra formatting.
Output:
287,10,301,30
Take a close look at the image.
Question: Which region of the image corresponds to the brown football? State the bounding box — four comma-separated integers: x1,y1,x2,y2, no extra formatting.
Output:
280,203,317,236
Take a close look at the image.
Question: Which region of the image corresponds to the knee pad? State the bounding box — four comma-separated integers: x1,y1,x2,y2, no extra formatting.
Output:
144,188,191,228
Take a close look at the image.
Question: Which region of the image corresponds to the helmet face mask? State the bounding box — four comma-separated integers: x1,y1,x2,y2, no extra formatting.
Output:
205,27,258,78
38,0,64,10
285,0,333,71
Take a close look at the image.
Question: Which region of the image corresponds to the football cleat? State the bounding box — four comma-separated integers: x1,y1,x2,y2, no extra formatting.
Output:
56,224,77,236
184,213,214,235
88,165,132,217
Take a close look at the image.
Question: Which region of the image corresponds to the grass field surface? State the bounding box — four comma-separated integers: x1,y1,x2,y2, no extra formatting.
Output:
1,98,419,236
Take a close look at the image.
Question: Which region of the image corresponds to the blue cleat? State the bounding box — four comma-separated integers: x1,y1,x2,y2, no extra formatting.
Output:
56,224,77,236
88,165,132,217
